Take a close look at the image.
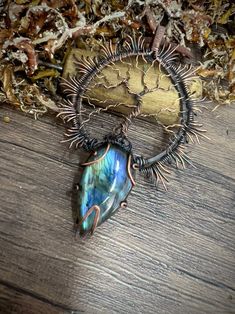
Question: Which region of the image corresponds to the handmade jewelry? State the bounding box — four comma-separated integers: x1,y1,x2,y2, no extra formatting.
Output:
59,28,205,236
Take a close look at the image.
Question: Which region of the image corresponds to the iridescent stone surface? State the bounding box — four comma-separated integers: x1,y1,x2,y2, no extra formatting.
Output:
78,144,133,235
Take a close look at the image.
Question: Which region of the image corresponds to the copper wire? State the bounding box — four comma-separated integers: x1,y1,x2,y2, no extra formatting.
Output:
79,205,101,235
127,155,136,186
81,143,111,166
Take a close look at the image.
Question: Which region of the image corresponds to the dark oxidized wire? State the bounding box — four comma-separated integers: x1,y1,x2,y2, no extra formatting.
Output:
59,25,205,189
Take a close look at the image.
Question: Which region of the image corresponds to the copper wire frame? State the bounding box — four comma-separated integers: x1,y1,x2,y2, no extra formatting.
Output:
77,145,135,235
127,154,136,186
60,26,204,188
81,143,111,166
79,205,101,235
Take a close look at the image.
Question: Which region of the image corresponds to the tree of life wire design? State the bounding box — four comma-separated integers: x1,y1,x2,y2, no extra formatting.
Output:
58,31,207,190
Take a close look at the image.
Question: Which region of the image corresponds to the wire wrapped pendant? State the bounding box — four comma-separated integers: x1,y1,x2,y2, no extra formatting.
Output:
78,144,135,235
59,27,205,236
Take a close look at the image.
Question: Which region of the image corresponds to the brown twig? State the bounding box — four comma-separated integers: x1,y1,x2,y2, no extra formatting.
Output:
151,25,166,51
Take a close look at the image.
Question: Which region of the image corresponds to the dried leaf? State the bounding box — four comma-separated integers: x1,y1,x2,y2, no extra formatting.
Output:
31,69,60,81
0,65,21,107
217,7,233,24
3,38,38,76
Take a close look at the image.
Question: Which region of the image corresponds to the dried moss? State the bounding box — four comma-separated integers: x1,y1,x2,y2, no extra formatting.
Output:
0,0,234,118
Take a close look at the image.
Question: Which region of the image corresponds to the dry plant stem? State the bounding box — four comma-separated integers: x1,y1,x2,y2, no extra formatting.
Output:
3,37,38,75
28,4,125,57
144,6,158,32
168,42,193,59
50,11,124,55
152,26,166,51
154,24,194,59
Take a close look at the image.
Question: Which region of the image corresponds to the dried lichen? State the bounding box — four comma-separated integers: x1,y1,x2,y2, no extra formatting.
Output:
0,0,234,119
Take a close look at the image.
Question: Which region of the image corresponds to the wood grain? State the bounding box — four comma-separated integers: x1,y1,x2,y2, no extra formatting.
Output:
0,103,234,314
0,283,66,314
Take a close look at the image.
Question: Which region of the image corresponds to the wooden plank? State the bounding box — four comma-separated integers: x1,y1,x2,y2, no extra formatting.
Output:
0,104,234,314
0,282,68,314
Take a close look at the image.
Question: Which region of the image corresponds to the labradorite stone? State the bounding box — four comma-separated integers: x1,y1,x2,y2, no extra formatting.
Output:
79,145,133,235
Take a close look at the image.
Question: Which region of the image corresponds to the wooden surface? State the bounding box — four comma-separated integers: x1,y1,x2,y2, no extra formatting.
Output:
0,103,234,314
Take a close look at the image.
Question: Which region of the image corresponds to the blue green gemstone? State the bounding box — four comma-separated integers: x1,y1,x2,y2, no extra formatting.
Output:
78,144,133,235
